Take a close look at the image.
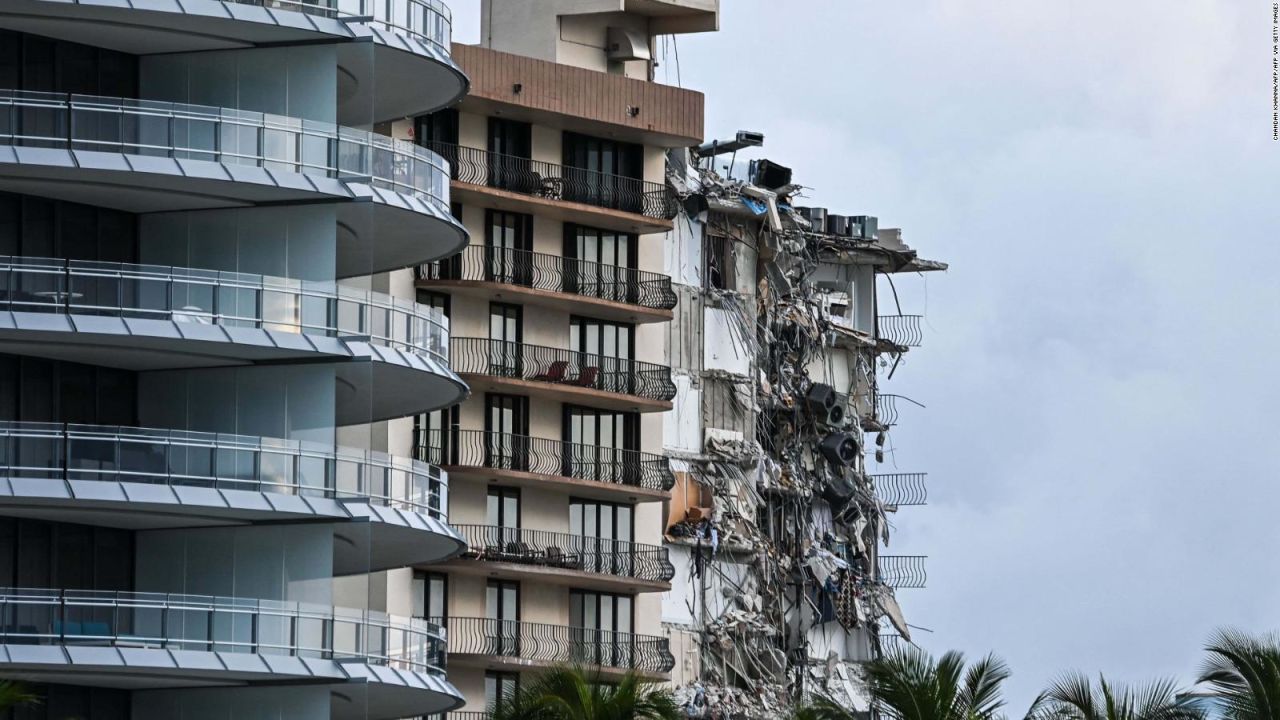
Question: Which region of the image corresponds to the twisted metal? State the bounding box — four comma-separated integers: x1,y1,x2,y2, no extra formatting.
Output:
446,617,674,674
0,587,446,674
451,524,675,582
871,393,926,429
877,314,923,348
418,245,677,311
877,555,927,589
422,141,679,220
418,430,675,492
870,473,928,507
450,338,677,402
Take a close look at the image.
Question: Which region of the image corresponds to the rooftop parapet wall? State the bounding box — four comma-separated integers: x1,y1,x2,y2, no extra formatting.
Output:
452,44,705,148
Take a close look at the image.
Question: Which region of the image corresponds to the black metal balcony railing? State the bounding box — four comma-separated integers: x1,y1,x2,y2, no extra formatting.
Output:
877,555,927,589
865,393,925,429
877,633,910,655
422,141,679,220
451,338,677,403
877,314,923,348
450,524,674,583
418,430,675,493
0,588,446,674
418,246,677,312
446,617,674,674
870,473,928,507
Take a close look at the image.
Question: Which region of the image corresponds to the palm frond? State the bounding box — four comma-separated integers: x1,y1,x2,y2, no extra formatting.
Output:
1198,627,1280,720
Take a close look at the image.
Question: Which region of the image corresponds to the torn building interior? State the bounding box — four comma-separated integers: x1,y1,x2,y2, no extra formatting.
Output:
660,144,947,718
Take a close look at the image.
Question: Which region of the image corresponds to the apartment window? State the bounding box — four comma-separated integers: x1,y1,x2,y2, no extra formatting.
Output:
487,117,532,192
486,486,522,558
414,108,459,146
414,404,459,467
571,499,635,576
486,580,520,655
562,132,644,212
488,302,523,376
564,224,637,301
0,30,138,97
704,232,732,291
0,518,133,591
486,487,521,530
416,290,451,319
485,394,529,471
412,571,448,625
0,192,138,262
1,684,130,720
570,590,635,667
485,672,520,712
564,407,638,485
570,317,634,394
485,210,534,285
0,356,136,426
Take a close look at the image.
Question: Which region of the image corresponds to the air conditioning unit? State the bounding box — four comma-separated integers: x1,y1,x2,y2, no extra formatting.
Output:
851,215,879,240
819,432,859,467
806,383,837,415
796,207,827,233
607,27,652,62
826,215,851,237
752,159,793,190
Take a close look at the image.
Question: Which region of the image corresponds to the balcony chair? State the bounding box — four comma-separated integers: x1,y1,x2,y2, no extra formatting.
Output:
565,366,599,388
531,360,568,383
546,546,583,570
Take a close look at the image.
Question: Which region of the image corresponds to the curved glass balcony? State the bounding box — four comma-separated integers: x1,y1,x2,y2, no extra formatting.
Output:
0,588,446,675
0,90,450,212
0,421,446,519
0,255,449,364
333,0,453,54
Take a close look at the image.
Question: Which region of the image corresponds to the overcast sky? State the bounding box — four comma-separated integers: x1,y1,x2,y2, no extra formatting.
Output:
453,1,1280,709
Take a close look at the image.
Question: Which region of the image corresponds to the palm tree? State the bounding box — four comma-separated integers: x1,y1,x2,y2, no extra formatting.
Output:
1030,674,1204,720
1196,628,1280,720
488,665,681,720
796,647,1015,720
0,681,38,711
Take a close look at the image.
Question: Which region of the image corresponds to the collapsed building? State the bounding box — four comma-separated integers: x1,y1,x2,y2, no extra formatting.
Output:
659,138,947,718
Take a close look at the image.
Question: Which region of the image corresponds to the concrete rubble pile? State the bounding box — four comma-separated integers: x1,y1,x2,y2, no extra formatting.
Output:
661,147,946,719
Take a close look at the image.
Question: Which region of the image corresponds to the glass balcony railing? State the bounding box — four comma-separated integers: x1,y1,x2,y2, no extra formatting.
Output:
418,246,677,312
0,255,449,363
0,421,448,519
417,429,675,493
0,587,446,675
421,141,678,220
450,339,676,403
446,617,674,674
449,525,674,583
0,90,451,212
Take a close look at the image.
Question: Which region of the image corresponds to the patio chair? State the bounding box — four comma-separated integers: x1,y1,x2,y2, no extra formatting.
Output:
532,360,568,382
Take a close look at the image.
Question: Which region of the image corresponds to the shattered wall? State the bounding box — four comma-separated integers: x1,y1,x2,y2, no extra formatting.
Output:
660,148,946,719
